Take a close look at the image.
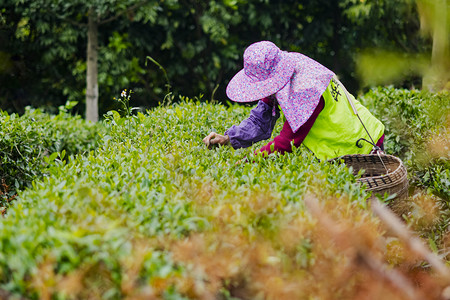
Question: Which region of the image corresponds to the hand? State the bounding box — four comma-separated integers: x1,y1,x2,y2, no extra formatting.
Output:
203,132,230,149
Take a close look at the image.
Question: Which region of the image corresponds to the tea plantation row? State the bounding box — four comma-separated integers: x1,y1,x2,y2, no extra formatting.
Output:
0,102,101,210
0,88,448,299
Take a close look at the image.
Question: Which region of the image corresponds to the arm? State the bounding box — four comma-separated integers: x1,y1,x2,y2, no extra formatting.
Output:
224,98,280,149
258,96,325,155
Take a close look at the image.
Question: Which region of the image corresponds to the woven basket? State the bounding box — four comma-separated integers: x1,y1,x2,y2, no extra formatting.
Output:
333,154,409,201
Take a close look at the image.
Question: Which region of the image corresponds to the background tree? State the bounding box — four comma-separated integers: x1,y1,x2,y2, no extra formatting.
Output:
417,0,450,90
0,0,438,118
1,0,159,121
80,0,160,121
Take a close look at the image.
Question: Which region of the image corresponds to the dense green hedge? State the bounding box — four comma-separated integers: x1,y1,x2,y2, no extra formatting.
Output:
0,88,448,298
0,102,101,208
360,87,450,201
360,87,450,246
0,99,373,298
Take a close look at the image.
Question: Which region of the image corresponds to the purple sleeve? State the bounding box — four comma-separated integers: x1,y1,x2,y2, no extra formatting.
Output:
225,100,280,149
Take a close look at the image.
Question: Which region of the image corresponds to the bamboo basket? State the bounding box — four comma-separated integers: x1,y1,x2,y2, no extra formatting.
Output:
333,154,409,201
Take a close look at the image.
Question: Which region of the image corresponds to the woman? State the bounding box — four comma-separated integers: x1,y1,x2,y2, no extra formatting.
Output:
203,41,385,161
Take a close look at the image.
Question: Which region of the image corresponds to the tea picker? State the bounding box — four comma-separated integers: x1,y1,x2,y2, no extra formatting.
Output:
203,40,408,201
204,40,384,159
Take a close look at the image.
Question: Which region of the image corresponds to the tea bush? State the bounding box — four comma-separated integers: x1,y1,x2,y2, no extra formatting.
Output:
0,91,448,299
0,98,381,299
0,102,101,209
359,87,449,201
359,87,450,250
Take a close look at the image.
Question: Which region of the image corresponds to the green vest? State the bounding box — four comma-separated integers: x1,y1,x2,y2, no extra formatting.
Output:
302,78,384,161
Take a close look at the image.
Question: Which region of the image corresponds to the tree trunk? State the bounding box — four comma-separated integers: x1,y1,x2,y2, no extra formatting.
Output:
431,0,448,89
423,0,449,91
86,9,99,122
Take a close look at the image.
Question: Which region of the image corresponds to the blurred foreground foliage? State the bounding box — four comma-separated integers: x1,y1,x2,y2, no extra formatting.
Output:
356,0,450,91
0,87,449,299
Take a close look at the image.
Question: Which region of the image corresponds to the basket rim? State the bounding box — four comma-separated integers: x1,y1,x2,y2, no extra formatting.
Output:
330,154,409,200
331,153,406,179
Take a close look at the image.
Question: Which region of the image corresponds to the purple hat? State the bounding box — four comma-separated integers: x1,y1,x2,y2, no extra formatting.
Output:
227,41,335,133
226,41,295,102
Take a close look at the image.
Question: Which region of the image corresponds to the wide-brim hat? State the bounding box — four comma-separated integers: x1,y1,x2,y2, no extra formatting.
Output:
226,41,295,102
